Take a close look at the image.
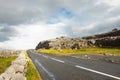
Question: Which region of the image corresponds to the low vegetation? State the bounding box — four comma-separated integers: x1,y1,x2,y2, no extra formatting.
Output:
0,56,17,74
25,51,42,80
36,48,120,56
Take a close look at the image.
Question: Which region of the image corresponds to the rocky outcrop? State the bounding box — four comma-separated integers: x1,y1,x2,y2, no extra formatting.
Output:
0,52,28,80
36,36,94,50
36,29,120,50
95,36,120,47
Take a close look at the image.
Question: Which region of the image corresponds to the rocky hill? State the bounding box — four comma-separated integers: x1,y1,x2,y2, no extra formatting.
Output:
36,28,120,50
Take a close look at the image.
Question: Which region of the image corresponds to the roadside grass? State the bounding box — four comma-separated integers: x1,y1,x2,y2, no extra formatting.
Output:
0,56,17,74
36,47,120,56
25,51,42,80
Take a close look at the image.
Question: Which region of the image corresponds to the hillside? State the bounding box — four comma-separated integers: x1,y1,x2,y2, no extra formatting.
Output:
36,28,120,50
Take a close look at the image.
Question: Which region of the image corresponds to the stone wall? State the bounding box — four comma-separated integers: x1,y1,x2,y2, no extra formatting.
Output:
0,52,28,80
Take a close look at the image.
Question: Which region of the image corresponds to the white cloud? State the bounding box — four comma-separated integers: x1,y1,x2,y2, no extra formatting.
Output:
0,22,67,49
101,0,120,6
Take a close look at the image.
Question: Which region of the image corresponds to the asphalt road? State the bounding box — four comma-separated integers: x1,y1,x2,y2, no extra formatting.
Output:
27,50,120,80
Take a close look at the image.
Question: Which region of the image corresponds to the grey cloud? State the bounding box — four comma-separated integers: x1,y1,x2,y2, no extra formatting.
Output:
0,0,102,25
82,17,120,37
107,6,120,18
0,0,43,25
91,19,120,34
0,25,17,41
0,0,113,25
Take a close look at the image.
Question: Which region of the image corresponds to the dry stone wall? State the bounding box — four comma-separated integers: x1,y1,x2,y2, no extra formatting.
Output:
0,52,28,80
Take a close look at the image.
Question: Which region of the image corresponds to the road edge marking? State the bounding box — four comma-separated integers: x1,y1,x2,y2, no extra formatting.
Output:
75,65,120,80
35,59,56,80
51,58,65,63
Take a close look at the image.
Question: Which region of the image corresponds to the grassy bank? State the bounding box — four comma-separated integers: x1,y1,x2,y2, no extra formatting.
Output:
36,48,120,56
25,51,42,80
0,56,17,74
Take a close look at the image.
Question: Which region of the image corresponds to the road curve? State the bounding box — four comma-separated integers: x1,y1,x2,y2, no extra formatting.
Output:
27,50,120,80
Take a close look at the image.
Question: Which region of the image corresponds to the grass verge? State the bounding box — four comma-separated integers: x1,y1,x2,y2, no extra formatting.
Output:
36,48,120,56
0,56,17,74
25,51,42,80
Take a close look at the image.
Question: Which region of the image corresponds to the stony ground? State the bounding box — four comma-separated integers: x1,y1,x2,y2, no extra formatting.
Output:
0,50,21,57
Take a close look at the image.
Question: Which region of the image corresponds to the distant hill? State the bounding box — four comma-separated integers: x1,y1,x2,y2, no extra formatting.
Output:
36,28,120,50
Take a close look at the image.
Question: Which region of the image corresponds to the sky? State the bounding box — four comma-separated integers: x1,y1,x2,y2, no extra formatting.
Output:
0,0,120,49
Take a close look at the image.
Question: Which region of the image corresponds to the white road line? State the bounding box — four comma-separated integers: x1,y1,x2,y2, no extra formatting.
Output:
42,55,49,58
34,52,41,56
51,58,65,63
35,59,56,80
34,52,49,59
75,65,120,80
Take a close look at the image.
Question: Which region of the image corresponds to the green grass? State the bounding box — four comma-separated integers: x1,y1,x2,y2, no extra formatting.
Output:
36,47,120,56
25,51,42,80
0,56,17,74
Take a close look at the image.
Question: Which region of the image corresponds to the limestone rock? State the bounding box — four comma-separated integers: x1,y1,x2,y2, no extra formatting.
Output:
0,76,3,80
11,73,26,80
36,29,120,50
12,64,24,74
0,73,12,80
5,66,16,74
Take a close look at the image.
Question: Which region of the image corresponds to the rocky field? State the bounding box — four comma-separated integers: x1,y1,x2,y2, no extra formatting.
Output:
0,50,21,57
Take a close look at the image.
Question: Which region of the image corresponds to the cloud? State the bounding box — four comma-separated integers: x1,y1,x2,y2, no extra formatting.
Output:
0,25,17,41
0,0,120,49
72,16,120,37
0,22,68,49
0,0,45,25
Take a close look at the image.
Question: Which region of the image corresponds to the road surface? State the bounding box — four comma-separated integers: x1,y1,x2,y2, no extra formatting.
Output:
27,50,120,80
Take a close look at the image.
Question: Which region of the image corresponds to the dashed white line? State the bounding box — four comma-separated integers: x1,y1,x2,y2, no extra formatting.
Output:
42,55,49,58
51,58,65,63
75,65,120,80
35,59,56,80
33,52,120,80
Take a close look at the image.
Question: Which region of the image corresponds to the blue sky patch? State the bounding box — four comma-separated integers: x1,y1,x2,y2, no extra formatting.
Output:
59,8,74,19
46,8,74,24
